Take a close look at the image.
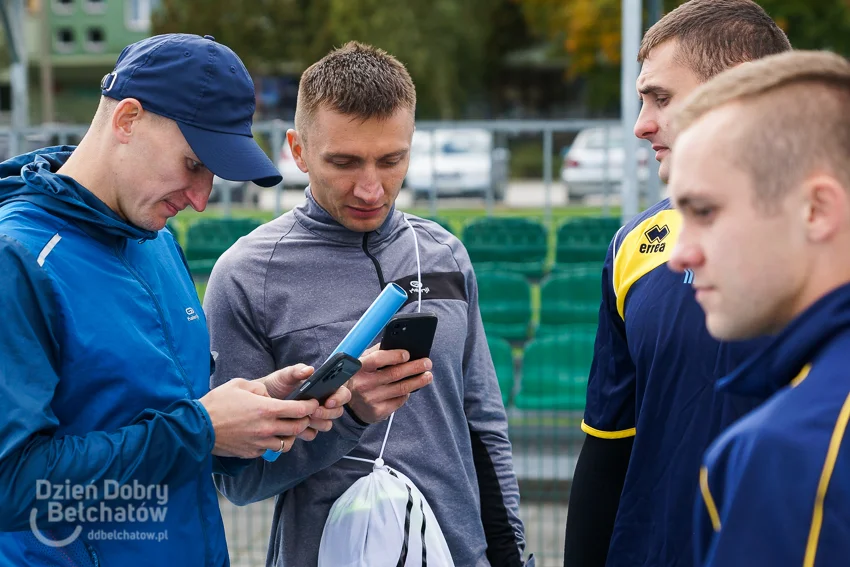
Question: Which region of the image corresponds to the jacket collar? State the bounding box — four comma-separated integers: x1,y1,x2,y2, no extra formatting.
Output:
719,282,850,398
292,187,401,246
0,148,157,246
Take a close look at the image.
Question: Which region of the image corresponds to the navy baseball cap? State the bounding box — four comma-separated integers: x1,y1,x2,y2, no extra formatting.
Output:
101,33,282,187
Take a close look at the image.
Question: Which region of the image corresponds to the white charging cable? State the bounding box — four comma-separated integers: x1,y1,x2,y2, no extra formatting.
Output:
342,215,423,467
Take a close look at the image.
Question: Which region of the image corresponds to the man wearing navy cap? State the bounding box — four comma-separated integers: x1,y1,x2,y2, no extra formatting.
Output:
0,34,351,566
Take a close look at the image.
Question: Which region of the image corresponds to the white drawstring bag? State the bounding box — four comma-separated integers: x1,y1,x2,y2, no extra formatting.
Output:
318,415,455,567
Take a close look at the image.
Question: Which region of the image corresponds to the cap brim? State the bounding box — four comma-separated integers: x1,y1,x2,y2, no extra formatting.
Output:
178,122,282,188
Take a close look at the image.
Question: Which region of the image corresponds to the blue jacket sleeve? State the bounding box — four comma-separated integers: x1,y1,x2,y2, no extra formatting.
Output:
582,231,637,438
0,237,216,531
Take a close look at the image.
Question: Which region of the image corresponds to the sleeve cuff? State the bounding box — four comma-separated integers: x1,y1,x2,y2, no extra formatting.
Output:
581,420,636,439
190,399,216,453
331,404,369,440
212,456,253,477
344,404,370,427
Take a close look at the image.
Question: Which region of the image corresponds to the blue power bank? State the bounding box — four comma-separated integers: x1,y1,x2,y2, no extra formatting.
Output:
263,283,408,462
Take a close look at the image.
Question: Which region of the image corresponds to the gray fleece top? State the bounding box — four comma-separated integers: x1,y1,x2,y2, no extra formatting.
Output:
204,189,528,566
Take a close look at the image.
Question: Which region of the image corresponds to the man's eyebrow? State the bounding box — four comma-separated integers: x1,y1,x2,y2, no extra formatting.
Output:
638,84,666,96
323,149,408,161
378,149,408,160
673,194,691,209
323,153,364,161
674,192,713,210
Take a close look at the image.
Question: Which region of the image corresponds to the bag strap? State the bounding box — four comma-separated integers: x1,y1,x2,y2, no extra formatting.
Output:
342,412,395,468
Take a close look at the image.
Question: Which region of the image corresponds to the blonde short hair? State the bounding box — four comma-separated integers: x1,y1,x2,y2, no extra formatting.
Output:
674,50,850,205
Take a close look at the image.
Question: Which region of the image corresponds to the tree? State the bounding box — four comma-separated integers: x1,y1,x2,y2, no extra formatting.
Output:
153,0,315,73
305,0,499,119
153,0,518,119
516,0,850,111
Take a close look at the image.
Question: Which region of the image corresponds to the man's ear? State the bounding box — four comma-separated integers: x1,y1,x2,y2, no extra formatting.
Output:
112,98,144,144
287,129,308,174
803,173,848,244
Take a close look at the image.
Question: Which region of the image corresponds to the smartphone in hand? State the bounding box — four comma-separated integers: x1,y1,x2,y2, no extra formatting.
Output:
379,312,438,360
285,352,362,404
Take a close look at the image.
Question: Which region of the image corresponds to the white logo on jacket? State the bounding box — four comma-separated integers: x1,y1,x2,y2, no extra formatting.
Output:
185,308,200,322
409,281,429,295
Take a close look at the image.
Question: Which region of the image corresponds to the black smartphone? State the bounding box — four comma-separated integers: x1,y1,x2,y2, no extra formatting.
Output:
285,352,362,404
380,312,438,360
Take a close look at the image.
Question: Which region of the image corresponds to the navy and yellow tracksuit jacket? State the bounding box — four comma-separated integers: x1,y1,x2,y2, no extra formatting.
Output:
582,198,767,567
696,282,850,567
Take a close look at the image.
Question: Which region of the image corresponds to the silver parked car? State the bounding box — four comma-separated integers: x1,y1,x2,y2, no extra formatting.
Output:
560,126,650,202
405,128,509,200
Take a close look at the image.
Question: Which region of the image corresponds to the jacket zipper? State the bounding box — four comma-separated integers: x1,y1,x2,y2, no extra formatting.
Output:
362,232,386,290
83,540,101,567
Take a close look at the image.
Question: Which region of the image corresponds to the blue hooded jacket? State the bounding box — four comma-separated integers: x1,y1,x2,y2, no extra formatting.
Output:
695,282,850,567
0,147,229,566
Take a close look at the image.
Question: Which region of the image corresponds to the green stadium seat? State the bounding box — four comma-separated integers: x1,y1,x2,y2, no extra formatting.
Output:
165,219,181,240
554,217,619,267
515,329,595,411
477,271,532,342
183,218,262,276
537,267,602,335
462,217,548,279
487,335,515,406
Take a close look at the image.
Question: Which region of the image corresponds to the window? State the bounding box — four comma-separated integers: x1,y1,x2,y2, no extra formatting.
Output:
125,0,160,31
83,0,106,14
55,27,75,53
52,0,74,15
84,26,105,52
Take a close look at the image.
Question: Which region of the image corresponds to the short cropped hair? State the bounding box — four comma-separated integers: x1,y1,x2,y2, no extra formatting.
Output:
638,0,791,82
674,50,850,206
294,41,416,144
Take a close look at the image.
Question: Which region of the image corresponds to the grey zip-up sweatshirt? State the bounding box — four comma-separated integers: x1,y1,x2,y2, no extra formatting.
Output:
204,189,528,566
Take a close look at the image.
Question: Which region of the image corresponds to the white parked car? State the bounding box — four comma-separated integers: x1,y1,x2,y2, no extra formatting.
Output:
405,129,509,200
560,127,650,202
209,176,259,206
276,141,311,189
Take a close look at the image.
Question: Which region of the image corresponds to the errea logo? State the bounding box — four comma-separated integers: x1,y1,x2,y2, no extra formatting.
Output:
640,224,670,254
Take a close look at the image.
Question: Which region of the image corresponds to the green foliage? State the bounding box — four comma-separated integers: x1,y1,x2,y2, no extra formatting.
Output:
153,0,312,72
509,139,561,180
317,0,495,119
515,0,850,112
153,0,526,119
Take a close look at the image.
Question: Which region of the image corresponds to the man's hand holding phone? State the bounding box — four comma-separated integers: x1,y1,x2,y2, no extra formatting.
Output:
260,363,353,441
346,346,433,424
201,362,354,459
